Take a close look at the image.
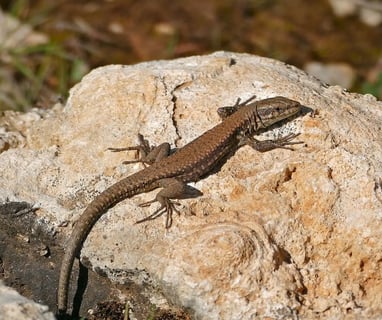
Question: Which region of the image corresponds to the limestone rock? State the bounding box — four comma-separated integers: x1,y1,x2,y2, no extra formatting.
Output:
1,51,382,319
0,281,55,320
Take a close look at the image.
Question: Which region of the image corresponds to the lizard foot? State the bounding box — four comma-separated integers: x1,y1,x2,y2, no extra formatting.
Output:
136,198,181,228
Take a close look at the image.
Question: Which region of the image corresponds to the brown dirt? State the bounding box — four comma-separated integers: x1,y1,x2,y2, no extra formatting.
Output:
3,0,382,96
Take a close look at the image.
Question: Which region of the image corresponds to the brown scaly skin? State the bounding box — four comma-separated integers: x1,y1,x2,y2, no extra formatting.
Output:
57,95,302,315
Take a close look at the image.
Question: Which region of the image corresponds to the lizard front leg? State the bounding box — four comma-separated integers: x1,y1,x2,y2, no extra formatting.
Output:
217,94,258,119
241,133,303,152
137,178,203,228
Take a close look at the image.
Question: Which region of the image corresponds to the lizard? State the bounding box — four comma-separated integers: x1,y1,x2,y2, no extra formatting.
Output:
57,95,303,315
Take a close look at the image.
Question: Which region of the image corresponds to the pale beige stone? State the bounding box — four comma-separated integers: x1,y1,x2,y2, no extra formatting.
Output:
1,51,382,319
0,281,55,320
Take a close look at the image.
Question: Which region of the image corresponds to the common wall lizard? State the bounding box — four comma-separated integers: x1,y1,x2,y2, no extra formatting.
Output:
57,95,302,315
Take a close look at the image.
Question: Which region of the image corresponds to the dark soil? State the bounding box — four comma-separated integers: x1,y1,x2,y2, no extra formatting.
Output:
0,202,189,319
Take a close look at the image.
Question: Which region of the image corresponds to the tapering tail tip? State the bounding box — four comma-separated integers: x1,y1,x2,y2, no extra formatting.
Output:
57,300,68,318
56,307,69,320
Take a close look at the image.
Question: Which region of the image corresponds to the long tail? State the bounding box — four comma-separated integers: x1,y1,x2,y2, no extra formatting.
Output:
57,175,151,314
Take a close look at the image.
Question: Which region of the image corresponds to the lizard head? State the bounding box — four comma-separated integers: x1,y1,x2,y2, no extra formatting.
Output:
254,96,301,129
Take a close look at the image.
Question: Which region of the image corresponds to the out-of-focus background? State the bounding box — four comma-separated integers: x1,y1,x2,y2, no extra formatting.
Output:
0,0,382,111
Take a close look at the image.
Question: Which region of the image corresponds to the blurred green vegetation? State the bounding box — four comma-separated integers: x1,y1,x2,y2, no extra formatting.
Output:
0,0,381,112
361,72,382,98
0,0,88,111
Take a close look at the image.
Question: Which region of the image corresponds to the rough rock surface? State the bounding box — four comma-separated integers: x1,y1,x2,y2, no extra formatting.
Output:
1,51,382,319
0,281,55,320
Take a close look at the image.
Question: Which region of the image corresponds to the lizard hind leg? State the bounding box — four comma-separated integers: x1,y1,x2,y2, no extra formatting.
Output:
108,133,171,166
136,178,203,228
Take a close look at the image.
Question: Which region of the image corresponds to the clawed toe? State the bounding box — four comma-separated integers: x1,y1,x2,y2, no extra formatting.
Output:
136,199,181,228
